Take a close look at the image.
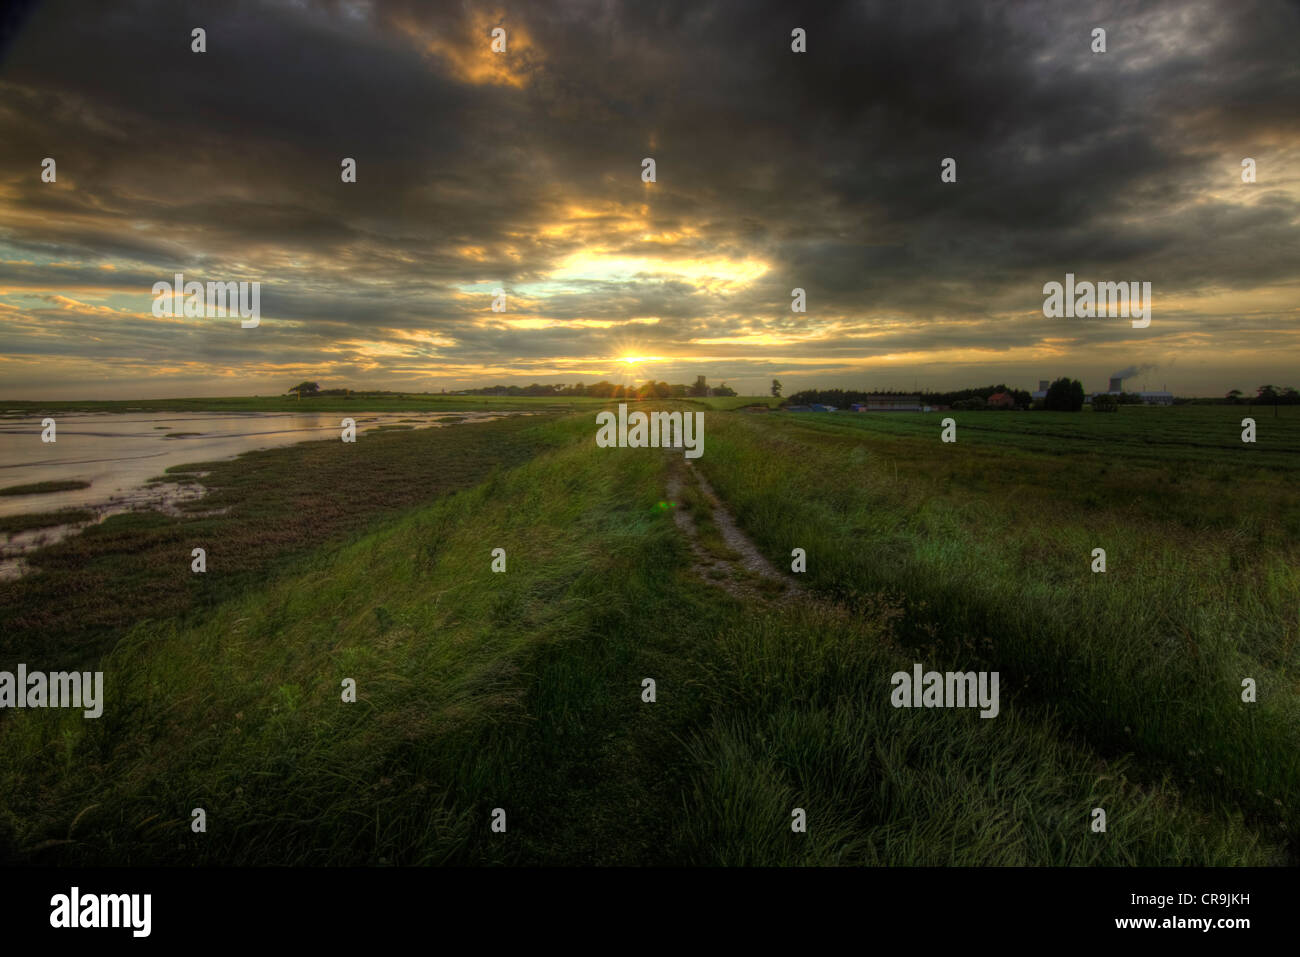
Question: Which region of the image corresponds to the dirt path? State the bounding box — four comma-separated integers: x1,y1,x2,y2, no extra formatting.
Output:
665,457,798,604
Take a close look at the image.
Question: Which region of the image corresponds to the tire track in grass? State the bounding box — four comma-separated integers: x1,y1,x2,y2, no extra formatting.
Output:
666,456,797,604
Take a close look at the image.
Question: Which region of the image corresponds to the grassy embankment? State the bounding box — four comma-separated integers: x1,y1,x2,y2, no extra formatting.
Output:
0,404,1282,865
0,414,559,671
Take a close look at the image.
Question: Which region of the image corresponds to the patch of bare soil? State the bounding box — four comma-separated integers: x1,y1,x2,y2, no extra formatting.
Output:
665,456,799,604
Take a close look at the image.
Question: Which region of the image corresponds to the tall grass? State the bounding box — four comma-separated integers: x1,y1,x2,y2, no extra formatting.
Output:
673,601,1275,865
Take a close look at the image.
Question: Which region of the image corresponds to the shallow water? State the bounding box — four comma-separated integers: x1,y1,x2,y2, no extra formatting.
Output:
0,410,524,577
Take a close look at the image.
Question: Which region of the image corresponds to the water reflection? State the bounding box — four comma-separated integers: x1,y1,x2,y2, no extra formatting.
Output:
0,410,525,578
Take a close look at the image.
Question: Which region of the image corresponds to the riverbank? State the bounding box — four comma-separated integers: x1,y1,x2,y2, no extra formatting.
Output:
0,412,562,671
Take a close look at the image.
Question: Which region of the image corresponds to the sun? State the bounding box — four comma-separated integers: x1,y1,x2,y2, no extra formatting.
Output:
613,353,659,385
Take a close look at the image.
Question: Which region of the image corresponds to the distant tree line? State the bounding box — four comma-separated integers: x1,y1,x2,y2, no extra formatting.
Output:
787,385,1033,409
789,381,1300,413
286,382,379,398
451,376,736,398
286,377,740,399
1041,377,1085,411
1227,386,1299,405
285,380,1299,407
1172,386,1299,406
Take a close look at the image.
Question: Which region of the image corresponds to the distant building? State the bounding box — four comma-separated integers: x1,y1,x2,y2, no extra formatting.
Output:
987,391,1015,409
1031,379,1050,401
852,395,924,412
1097,374,1174,405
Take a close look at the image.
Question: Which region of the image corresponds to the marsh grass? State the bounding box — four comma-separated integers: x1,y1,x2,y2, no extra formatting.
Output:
0,414,559,670
0,509,96,534
0,480,91,496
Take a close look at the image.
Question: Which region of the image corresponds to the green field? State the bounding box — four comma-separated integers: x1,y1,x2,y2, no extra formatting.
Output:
769,404,1300,469
0,402,1294,865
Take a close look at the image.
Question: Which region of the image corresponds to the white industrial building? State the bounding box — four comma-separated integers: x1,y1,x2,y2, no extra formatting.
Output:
1102,374,1175,403
1033,375,1174,405
1100,375,1173,405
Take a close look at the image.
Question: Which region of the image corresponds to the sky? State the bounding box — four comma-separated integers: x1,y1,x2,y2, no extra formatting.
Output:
0,0,1297,399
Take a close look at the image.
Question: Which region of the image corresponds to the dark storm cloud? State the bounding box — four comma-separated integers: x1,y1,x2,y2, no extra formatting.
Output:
0,0,1297,395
